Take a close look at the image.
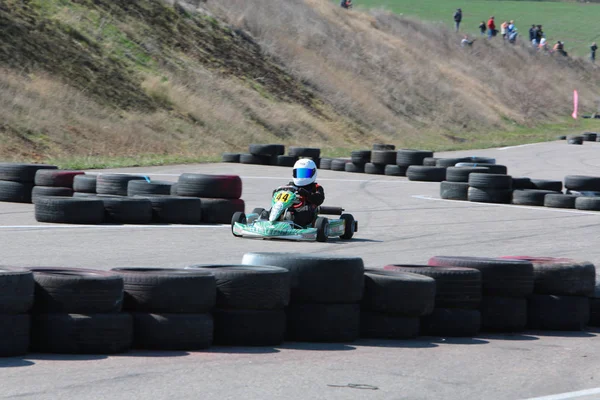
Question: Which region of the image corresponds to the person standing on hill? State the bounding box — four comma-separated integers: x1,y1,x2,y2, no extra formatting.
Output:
487,16,496,38
500,21,508,41
479,21,486,36
453,8,463,32
340,0,352,9
529,25,536,44
591,43,598,63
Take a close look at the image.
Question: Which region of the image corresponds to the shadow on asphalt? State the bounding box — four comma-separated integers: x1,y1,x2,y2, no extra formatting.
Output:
117,350,190,358
0,358,35,368
25,354,108,361
208,346,281,354
277,342,356,351
478,333,540,341
330,238,383,244
425,337,489,345
526,330,597,338
356,339,439,348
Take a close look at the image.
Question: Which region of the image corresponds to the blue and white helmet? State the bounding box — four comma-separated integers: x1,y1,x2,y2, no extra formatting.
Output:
292,159,317,187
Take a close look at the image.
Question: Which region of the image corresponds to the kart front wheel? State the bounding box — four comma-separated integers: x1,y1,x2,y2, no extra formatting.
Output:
315,217,329,242
340,214,355,240
231,212,246,237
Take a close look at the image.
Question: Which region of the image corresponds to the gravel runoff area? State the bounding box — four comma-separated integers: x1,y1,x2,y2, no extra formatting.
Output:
2,140,600,400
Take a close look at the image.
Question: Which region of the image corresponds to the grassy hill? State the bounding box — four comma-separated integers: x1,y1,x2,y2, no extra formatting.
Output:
358,0,600,57
1,0,599,168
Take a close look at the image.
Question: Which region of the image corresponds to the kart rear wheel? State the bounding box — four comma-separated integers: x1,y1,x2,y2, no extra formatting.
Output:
339,214,355,240
231,212,246,237
315,217,329,243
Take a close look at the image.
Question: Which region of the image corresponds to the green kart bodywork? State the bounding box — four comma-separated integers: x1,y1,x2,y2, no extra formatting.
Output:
231,187,357,242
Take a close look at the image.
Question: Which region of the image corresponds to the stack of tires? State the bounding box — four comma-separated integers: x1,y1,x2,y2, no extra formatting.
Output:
0,163,57,203
394,150,434,177
35,196,106,224
383,264,482,337
32,169,84,203
360,269,436,339
0,267,34,357
502,257,595,330
240,144,286,166
29,268,132,354
428,257,534,332
345,150,371,173
567,135,583,145
287,147,321,168
330,158,351,172
468,173,513,204
112,268,216,350
187,265,290,346
566,176,600,211
73,174,98,197
175,173,244,224
242,253,364,342
582,132,597,142
440,166,490,201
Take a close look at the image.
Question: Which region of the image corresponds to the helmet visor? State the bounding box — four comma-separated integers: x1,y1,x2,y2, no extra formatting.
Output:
293,168,316,179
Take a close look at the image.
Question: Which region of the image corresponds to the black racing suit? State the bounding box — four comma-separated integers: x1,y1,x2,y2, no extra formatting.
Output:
274,182,325,227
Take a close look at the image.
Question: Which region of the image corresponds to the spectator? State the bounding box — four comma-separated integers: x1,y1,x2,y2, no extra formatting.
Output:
591,42,598,63
553,41,568,57
529,25,536,42
340,0,352,9
453,8,462,32
535,25,544,43
539,37,548,52
508,20,515,34
508,28,518,44
461,35,475,47
487,16,496,38
500,21,508,41
479,21,486,36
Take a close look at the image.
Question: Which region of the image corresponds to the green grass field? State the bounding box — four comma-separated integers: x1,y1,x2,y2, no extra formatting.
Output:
358,0,600,57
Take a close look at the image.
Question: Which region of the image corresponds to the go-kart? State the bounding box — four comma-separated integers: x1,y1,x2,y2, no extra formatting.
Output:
231,185,357,242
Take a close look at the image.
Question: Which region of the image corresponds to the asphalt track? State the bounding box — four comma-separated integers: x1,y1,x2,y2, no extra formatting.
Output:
2,140,600,400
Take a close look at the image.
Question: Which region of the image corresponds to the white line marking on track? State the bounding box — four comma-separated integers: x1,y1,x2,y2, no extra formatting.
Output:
0,225,228,230
523,387,600,400
413,195,600,216
498,142,543,151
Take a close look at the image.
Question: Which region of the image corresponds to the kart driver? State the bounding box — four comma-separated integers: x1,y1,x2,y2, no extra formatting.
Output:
271,158,324,227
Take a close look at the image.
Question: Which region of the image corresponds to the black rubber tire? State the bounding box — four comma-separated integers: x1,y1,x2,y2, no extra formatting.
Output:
582,132,597,142
242,253,365,304
0,163,57,182
384,165,407,176
565,175,600,192
383,265,481,309
213,309,286,346
96,174,146,196
446,167,490,183
0,314,30,356
132,313,213,350
511,189,556,206
31,186,73,204
330,159,349,171
34,197,105,224
406,166,446,182
221,153,241,163
127,180,173,196
185,265,290,310
319,158,333,170
575,196,600,211
286,303,360,342
544,193,578,209
396,150,434,167
527,295,589,331
0,267,35,314
362,269,435,316
339,214,355,240
557,135,567,140
249,144,285,156
501,257,596,296
72,192,97,198
435,157,473,168
428,256,534,297
319,206,344,215
200,198,245,224
512,177,535,190
288,147,321,159
276,155,296,167
134,196,202,224
350,150,371,164
590,298,600,327
177,173,242,199
360,312,420,339
567,136,583,145
345,162,365,173
440,181,469,200
422,157,439,166
99,197,153,224
30,267,124,313
73,174,97,193
468,173,512,189
239,153,275,165
31,313,133,354
456,163,507,175
315,217,329,242
530,179,563,192
370,150,397,165
420,308,481,337
372,143,395,151
467,187,512,204
480,296,527,332
112,268,216,313
34,170,83,188
364,163,386,175
0,181,33,203
231,211,246,236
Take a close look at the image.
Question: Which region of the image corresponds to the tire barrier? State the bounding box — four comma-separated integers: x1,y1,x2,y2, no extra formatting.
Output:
407,166,446,182
73,174,97,194
0,267,34,357
96,174,146,196
0,163,58,203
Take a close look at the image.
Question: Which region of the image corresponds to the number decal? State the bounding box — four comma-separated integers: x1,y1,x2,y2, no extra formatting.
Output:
275,192,291,202
282,193,289,202
276,193,283,201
